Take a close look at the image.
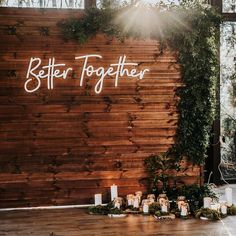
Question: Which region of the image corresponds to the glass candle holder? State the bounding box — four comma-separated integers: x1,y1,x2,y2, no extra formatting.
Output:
147,194,155,203
142,199,150,214
177,196,186,210
113,197,123,209
126,194,134,206
180,201,190,217
135,191,143,204
220,201,228,215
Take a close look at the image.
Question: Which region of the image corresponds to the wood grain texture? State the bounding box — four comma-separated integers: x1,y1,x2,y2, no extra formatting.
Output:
0,208,236,236
0,8,201,208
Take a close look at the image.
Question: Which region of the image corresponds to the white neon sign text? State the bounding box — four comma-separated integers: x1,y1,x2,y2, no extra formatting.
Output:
24,55,150,94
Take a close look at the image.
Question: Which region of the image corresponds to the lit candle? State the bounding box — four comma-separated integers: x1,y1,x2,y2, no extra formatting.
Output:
133,196,139,208
210,203,220,211
203,197,212,208
161,204,168,213
220,202,227,215
143,201,149,214
94,193,102,206
225,187,233,206
181,206,188,216
135,191,142,204
158,194,169,213
110,184,118,201
114,201,120,209
148,198,155,204
180,202,189,217
177,196,186,210
147,194,155,203
127,194,134,206
113,197,123,209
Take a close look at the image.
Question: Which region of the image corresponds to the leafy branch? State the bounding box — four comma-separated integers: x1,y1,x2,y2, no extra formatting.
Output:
59,0,222,165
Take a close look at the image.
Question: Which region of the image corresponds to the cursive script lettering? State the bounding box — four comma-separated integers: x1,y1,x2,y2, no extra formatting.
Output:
75,55,149,94
24,55,149,94
25,57,72,93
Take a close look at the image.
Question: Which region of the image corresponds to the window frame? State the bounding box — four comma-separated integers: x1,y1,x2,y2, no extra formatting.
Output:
208,0,236,184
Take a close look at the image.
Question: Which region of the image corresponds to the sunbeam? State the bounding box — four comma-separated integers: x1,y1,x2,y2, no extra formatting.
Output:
114,1,189,40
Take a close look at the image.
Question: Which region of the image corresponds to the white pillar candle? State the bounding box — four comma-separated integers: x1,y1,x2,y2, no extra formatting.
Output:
110,184,118,201
225,187,233,206
143,203,149,214
133,197,139,208
203,197,212,208
94,193,102,206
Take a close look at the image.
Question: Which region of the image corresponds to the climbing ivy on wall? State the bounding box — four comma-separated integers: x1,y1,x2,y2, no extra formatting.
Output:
60,0,222,165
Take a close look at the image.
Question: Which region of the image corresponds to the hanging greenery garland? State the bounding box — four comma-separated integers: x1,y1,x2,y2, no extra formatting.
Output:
59,0,222,165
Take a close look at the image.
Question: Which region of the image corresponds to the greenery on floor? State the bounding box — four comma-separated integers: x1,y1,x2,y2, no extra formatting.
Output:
88,198,236,221
228,204,236,215
195,207,221,220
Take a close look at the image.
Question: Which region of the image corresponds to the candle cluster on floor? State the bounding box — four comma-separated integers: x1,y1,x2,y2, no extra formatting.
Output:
88,185,236,220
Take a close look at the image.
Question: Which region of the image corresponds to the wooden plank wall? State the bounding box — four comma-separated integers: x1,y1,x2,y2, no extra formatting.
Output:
0,8,201,208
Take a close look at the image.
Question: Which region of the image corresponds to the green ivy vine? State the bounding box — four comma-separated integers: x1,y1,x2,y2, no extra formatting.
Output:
60,0,222,165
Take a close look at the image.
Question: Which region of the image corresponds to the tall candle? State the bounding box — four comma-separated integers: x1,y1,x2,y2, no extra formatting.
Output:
94,193,102,206
225,187,233,206
203,197,212,208
110,184,118,201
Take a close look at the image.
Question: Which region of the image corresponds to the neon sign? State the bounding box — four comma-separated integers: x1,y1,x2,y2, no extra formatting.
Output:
24,55,150,94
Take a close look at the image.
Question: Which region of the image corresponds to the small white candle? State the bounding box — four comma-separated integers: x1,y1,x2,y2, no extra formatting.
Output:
110,184,118,201
143,203,149,214
225,187,233,206
128,198,133,206
181,207,188,216
94,193,102,206
161,205,168,213
203,197,212,208
177,201,185,210
127,194,134,206
221,205,227,215
133,197,139,208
